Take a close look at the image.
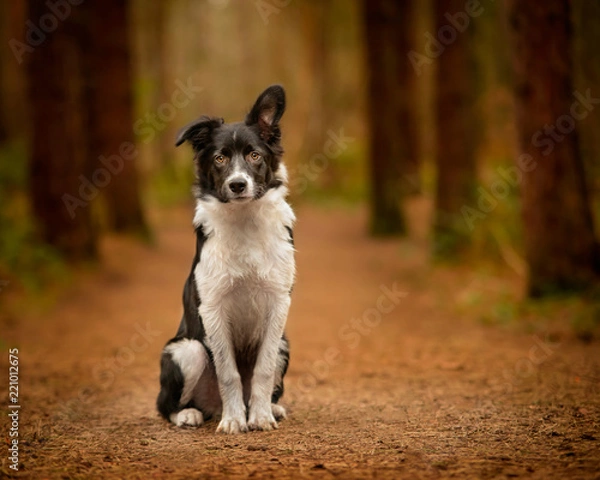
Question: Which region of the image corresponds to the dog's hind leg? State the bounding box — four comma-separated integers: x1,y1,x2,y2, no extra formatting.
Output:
268,335,290,422
271,335,289,404
271,403,287,421
157,338,207,427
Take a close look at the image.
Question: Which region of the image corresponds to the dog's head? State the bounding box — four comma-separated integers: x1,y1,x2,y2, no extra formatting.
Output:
175,85,287,203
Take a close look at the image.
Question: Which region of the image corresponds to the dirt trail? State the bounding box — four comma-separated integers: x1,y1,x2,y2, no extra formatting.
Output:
2,203,599,479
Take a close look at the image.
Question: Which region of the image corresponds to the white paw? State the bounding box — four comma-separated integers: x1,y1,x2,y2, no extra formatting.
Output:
171,408,204,427
216,415,248,434
271,404,287,421
248,407,278,432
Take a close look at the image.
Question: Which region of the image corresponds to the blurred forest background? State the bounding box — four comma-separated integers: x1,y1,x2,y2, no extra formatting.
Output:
0,0,599,315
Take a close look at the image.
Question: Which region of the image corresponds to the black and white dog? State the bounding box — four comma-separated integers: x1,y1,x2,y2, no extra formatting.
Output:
157,85,295,434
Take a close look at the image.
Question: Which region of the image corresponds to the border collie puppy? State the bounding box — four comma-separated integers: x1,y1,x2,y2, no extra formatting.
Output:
156,85,294,434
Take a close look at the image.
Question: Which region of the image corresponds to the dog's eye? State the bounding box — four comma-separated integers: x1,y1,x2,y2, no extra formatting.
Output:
249,151,261,163
214,154,226,164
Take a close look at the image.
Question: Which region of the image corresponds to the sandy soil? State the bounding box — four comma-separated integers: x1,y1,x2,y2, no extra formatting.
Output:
1,203,599,479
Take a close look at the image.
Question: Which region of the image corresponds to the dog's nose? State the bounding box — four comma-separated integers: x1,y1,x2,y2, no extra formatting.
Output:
229,181,247,194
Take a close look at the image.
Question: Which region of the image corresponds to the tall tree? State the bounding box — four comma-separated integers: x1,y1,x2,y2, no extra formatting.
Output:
87,0,148,236
432,0,477,259
0,56,7,146
572,0,600,236
363,0,417,235
0,3,6,145
0,1,28,144
396,2,421,197
27,0,97,259
507,0,599,296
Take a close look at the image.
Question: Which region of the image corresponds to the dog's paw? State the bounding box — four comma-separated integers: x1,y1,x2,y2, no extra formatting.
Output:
171,408,204,427
248,409,278,432
271,404,287,421
216,416,248,434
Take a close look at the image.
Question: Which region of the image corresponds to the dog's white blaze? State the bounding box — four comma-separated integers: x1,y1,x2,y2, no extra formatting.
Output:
225,166,254,198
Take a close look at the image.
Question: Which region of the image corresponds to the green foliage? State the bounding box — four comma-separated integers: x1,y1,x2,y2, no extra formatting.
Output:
296,139,367,205
0,141,27,188
147,161,196,207
519,294,600,342
571,301,600,342
0,141,67,292
470,156,524,268
370,212,407,237
475,285,600,340
432,226,471,262
484,299,518,326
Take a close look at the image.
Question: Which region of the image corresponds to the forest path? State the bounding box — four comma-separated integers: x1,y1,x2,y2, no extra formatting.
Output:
2,203,599,479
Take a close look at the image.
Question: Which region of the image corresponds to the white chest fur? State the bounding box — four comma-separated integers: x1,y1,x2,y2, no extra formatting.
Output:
193,188,295,347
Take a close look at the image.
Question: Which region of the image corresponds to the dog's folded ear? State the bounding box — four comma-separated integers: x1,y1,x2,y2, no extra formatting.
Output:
245,85,286,143
175,116,224,149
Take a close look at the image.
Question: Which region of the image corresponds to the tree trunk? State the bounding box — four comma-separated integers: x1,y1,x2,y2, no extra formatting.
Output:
0,0,28,144
27,0,97,260
394,1,421,196
87,0,148,236
572,0,600,239
0,58,7,146
432,0,477,259
364,0,417,236
0,1,6,145
507,0,599,296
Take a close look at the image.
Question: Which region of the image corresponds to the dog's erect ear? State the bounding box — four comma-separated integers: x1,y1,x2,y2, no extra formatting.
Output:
175,116,224,149
245,85,286,142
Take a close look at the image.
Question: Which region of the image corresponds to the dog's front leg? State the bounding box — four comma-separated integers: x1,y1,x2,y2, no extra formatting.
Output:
248,297,290,431
201,306,248,434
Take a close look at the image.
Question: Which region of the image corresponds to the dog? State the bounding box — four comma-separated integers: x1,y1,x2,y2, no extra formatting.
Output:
156,85,295,434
